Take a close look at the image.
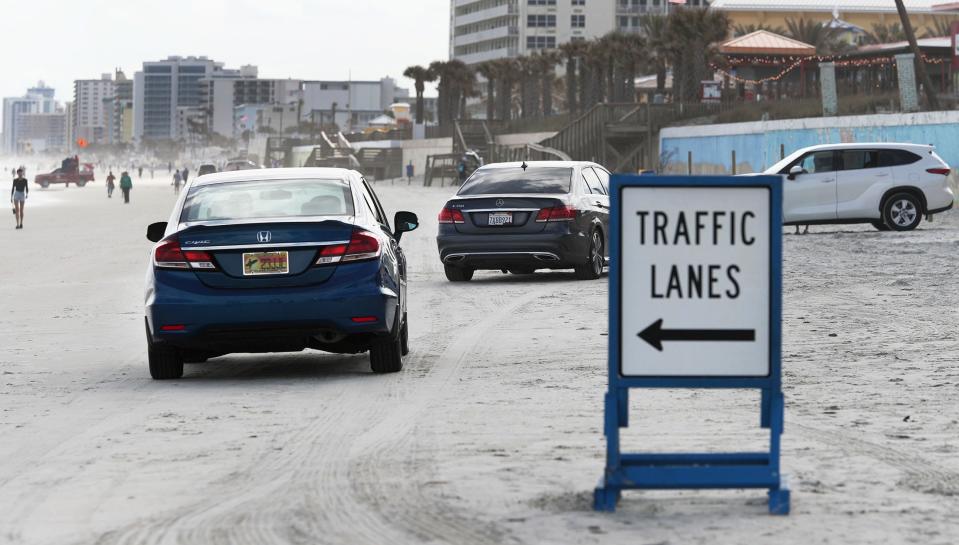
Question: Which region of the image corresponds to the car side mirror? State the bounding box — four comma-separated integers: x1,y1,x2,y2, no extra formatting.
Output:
787,165,803,180
393,211,418,242
146,221,168,243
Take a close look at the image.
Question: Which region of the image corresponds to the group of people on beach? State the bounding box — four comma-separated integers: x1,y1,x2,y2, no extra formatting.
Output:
104,171,134,203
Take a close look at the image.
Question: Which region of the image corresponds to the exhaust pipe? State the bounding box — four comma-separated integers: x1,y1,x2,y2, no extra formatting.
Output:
313,329,346,344
444,254,466,263
533,253,560,262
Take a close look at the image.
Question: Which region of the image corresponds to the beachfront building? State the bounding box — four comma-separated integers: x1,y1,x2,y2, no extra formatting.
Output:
73,74,116,145
301,78,410,133
133,56,243,142
2,82,59,154
450,0,707,65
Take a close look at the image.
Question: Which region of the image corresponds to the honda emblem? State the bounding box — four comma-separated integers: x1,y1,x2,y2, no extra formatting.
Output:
257,231,272,243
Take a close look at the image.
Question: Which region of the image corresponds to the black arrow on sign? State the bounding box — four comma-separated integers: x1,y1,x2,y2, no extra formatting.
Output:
638,319,755,352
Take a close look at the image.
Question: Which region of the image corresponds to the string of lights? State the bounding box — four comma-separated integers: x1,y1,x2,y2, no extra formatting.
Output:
712,54,947,85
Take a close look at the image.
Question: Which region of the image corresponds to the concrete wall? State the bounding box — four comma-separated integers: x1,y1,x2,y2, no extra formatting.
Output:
399,137,453,178
660,111,959,176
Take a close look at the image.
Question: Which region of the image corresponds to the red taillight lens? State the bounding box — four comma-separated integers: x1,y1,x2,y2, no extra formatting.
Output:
154,239,217,270
343,229,381,262
927,167,950,175
438,207,465,224
160,324,186,331
351,316,378,323
535,205,577,222
314,230,381,266
154,239,189,269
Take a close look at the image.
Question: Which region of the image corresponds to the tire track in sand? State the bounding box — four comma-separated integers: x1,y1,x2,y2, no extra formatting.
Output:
793,423,959,496
346,282,556,545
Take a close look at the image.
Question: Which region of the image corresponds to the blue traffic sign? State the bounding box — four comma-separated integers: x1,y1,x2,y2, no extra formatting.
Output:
594,174,789,515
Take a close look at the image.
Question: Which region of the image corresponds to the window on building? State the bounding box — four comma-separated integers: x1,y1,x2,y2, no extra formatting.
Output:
528,0,556,4
526,36,557,49
572,0,585,5
571,14,586,27
527,14,557,27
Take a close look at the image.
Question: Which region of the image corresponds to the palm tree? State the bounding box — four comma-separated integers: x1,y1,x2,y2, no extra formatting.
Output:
403,65,437,124
924,17,959,37
559,41,585,115
475,61,498,121
640,14,671,94
784,18,844,54
864,22,906,44
669,7,730,102
492,59,517,121
532,50,560,116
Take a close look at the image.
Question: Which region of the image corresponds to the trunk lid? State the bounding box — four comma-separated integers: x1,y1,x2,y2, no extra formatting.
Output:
447,195,567,235
176,219,354,288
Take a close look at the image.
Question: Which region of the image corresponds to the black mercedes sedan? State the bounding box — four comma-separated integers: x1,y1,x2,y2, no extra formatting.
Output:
436,161,610,282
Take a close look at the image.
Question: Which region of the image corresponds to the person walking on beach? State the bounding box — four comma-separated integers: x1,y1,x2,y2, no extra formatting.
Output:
173,169,182,194
106,171,116,198
11,168,28,229
150,165,155,179
119,171,133,203
406,161,414,183
138,166,143,179
182,167,189,185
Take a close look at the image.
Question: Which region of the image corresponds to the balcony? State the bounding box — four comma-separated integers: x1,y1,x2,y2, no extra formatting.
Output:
453,25,517,47
454,3,516,26
615,4,666,14
456,47,517,65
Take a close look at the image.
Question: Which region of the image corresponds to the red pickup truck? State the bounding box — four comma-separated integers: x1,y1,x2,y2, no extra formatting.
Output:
35,156,95,188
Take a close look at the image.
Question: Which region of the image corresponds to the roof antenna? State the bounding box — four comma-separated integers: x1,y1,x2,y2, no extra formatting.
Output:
521,161,528,171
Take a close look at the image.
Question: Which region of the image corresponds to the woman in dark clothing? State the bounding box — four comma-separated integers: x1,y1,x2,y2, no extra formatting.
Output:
11,168,28,229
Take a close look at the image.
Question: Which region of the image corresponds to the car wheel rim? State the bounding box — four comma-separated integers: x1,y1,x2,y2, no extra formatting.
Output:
591,233,603,274
890,199,917,227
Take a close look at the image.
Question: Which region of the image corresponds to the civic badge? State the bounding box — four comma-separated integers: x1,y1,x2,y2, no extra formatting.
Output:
256,231,272,243
495,199,505,207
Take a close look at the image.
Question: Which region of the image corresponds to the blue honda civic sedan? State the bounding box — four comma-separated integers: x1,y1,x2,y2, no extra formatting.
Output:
144,168,418,379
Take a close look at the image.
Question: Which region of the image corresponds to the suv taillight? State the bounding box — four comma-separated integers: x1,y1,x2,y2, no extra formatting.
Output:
154,238,217,270
314,229,381,266
926,167,950,176
438,207,465,224
535,205,577,222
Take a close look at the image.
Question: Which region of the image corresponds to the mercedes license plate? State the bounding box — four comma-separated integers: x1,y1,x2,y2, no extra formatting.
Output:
242,251,289,275
488,212,513,226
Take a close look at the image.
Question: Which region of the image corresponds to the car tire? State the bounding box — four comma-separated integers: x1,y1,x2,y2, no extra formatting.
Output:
40,181,49,188
882,192,922,231
149,345,184,380
400,312,410,356
574,229,604,280
370,325,403,374
76,181,86,188
444,265,474,282
870,220,890,231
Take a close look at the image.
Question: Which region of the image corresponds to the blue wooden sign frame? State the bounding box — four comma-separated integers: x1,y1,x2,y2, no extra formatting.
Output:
594,174,789,515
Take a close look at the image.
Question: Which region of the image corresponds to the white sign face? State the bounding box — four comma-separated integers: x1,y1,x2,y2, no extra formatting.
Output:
620,186,770,377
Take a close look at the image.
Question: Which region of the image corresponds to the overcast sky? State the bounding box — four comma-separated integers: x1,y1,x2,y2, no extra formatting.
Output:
4,0,449,115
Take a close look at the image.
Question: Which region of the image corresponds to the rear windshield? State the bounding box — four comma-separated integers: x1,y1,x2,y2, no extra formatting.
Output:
458,167,572,195
180,178,354,223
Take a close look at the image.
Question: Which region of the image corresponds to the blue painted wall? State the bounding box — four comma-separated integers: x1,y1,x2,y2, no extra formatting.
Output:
660,113,959,174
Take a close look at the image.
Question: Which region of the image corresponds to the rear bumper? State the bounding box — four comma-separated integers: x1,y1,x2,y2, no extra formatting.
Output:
146,262,397,354
436,229,589,269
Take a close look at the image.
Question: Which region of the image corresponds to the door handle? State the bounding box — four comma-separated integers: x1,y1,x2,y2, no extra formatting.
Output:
876,173,889,177
821,179,834,183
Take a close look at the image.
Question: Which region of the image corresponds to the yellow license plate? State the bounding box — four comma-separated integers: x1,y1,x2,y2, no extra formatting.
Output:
242,251,289,275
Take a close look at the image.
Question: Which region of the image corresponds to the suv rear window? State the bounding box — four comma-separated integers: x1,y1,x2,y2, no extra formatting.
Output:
879,149,921,167
458,167,572,195
180,178,355,223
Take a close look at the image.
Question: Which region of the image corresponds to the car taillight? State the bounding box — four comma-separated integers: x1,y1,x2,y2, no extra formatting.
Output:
438,207,465,224
535,205,577,222
314,229,381,266
154,238,217,270
926,167,950,175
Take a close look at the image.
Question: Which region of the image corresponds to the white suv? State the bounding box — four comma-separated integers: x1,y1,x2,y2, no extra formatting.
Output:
760,143,954,231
